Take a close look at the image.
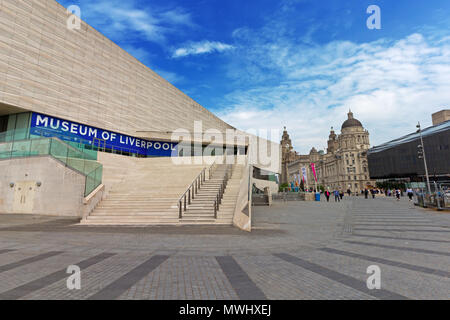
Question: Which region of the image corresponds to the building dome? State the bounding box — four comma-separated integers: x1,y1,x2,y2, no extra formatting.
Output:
341,110,362,130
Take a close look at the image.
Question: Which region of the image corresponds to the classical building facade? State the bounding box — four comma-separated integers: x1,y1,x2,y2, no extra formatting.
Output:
281,111,375,192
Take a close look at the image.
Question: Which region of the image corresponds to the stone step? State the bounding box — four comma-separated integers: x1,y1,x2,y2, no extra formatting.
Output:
81,220,180,225
90,212,179,217
98,201,177,205
92,211,178,216
184,209,216,214
187,200,236,205
180,219,217,224
95,209,178,214
85,216,179,222
182,213,216,218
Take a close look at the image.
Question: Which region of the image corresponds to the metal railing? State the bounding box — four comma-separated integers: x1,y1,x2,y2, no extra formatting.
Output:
178,164,217,218
213,165,233,219
413,181,450,210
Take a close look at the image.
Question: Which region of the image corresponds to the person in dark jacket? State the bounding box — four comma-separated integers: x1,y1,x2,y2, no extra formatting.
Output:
395,189,401,201
334,190,340,202
364,189,369,199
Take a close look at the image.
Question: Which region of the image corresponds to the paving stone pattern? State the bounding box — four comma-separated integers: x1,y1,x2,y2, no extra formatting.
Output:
0,197,448,300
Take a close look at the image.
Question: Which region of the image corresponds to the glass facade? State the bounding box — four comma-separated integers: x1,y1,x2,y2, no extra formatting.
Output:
368,121,450,179
253,166,278,182
0,112,247,160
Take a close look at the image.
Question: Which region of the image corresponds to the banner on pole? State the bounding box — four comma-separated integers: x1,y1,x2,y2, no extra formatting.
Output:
310,163,318,182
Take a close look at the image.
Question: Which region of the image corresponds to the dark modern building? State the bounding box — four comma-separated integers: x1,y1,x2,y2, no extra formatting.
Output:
367,120,450,181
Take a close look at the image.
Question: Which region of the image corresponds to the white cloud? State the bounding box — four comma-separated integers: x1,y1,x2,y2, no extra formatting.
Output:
159,8,194,27
172,41,235,58
73,0,194,43
218,33,450,154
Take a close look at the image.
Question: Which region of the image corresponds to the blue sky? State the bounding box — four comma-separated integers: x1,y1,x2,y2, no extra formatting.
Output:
57,0,450,153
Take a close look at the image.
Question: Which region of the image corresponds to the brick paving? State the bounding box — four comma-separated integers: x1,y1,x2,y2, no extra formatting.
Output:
0,197,448,300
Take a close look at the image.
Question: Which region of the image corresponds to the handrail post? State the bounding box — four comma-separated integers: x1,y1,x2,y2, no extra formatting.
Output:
188,188,191,204
179,200,182,218
184,194,187,210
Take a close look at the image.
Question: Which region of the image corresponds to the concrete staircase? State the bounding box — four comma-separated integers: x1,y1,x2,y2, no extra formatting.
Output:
180,164,244,225
81,153,207,225
81,153,244,226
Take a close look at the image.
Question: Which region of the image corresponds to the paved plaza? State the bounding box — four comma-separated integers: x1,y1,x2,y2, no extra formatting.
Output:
0,197,448,300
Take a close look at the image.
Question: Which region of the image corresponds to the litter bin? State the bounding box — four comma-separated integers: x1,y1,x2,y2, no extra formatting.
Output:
315,192,321,202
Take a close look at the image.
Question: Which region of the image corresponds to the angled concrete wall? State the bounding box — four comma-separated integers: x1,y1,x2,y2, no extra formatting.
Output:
0,156,89,217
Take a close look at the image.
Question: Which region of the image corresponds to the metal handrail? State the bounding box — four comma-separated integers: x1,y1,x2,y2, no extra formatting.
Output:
178,163,215,219
213,165,233,219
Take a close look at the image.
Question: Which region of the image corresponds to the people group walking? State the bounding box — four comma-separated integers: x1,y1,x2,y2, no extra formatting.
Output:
320,186,410,203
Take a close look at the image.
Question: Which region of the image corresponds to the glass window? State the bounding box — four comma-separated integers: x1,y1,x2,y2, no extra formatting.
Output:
6,114,16,132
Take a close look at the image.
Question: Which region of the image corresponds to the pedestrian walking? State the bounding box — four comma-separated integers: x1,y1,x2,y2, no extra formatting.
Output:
339,191,344,200
395,189,401,201
406,188,414,201
364,189,369,199
334,190,340,202
325,190,331,202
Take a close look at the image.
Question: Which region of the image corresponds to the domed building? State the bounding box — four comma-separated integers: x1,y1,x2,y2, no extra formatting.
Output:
282,110,375,193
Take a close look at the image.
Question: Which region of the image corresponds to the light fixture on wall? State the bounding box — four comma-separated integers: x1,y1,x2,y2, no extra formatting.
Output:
36,181,42,187
9,182,14,188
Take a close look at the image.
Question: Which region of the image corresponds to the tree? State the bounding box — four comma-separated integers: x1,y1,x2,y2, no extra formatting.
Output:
279,183,289,192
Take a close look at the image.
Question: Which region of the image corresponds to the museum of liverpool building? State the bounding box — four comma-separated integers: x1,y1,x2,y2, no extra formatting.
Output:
0,0,280,231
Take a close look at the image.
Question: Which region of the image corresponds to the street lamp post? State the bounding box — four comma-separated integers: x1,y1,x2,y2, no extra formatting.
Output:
416,122,432,195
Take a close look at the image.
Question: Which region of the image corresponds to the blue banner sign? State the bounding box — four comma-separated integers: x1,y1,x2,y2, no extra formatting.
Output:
30,112,178,157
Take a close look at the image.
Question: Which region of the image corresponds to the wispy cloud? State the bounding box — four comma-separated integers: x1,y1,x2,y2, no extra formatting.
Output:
60,0,195,44
218,32,450,153
172,41,235,58
159,8,195,27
